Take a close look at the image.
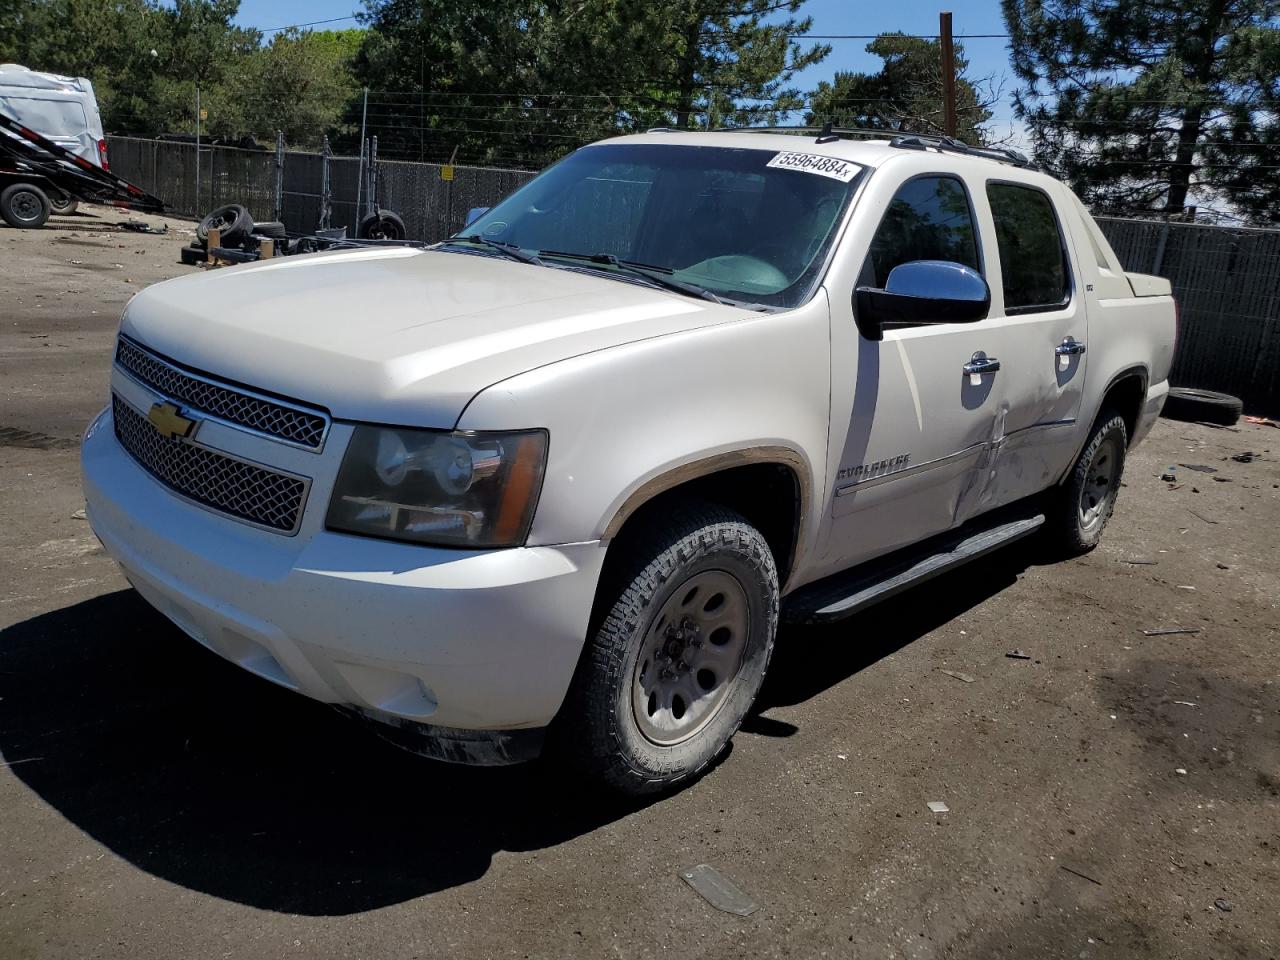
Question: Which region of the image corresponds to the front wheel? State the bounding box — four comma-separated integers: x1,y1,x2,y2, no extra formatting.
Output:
555,504,778,795
1045,412,1128,554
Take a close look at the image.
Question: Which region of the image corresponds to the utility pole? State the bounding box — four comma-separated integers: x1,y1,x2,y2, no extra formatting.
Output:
939,11,957,139
355,87,369,223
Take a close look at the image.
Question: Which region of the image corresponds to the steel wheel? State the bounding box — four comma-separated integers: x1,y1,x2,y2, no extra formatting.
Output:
1078,432,1121,532
631,569,750,746
9,189,43,224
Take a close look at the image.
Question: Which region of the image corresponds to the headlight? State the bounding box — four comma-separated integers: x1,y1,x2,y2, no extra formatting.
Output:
326,426,548,548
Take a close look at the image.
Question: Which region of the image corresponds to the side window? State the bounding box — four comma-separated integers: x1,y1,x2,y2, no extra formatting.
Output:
987,182,1070,313
862,176,980,288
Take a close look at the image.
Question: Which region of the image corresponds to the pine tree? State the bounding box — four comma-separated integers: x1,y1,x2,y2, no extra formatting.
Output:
1003,0,1280,222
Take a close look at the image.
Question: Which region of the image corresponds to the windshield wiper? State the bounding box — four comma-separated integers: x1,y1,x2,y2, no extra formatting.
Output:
443,235,543,266
538,250,727,304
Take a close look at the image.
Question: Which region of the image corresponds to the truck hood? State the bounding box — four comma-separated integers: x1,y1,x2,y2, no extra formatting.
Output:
121,247,749,426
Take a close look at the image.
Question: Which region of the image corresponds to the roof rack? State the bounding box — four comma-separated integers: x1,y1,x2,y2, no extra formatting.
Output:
646,122,1037,170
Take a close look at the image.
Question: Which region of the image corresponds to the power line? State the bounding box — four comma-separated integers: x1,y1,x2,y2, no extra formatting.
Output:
793,33,1010,40
255,15,360,34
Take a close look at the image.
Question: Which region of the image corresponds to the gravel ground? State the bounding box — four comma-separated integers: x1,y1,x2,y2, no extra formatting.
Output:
1,206,1277,960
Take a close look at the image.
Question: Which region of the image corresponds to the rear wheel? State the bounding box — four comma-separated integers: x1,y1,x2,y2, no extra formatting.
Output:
0,183,52,229
555,503,778,795
47,189,78,216
1045,413,1128,554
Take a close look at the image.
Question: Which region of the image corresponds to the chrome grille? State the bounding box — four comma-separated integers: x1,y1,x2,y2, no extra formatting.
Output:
112,395,307,533
115,336,328,449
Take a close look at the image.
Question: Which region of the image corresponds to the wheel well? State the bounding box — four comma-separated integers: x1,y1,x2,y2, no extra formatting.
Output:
1101,371,1146,444
606,462,803,587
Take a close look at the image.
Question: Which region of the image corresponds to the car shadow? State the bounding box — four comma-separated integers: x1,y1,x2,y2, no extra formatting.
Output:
0,590,654,916
757,536,1039,713
0,540,1039,916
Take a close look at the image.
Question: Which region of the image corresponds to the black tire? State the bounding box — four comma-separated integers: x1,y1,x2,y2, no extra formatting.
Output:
251,220,287,239
1044,412,1128,555
357,210,407,241
195,203,253,247
1161,387,1242,426
46,189,78,216
0,183,52,229
554,502,779,795
179,244,204,266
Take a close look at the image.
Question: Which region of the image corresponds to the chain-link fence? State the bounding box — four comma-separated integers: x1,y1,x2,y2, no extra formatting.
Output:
1098,218,1279,412
106,135,536,242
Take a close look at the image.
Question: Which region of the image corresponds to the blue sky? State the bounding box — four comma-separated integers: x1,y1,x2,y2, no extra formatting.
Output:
231,0,1021,137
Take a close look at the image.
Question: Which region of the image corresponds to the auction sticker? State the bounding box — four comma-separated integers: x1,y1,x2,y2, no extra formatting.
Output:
766,151,862,182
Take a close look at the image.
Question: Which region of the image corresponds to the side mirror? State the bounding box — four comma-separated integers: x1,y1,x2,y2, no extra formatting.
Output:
854,260,990,341
464,206,490,227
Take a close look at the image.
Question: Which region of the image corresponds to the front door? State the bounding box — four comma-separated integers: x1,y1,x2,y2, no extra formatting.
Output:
817,173,1006,576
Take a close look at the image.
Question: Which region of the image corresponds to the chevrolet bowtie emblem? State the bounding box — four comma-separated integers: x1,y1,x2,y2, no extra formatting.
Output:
147,401,198,440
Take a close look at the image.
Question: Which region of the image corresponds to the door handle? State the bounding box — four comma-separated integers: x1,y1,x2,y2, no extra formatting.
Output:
1056,337,1087,356
963,353,1001,375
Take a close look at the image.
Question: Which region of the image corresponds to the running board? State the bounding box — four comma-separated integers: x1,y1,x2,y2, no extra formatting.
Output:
784,512,1045,624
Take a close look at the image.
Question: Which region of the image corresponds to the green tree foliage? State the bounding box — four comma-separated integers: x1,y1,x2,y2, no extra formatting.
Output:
1003,0,1280,222
2,0,352,147
351,0,828,165
806,34,995,144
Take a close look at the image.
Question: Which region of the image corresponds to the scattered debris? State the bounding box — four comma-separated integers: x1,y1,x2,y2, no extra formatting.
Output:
927,801,949,814
1173,701,1198,707
1160,467,1178,481
1186,509,1219,525
1175,768,1187,775
680,864,758,916
70,507,86,520
1244,415,1277,428
1177,584,1196,591
939,669,977,683
117,220,167,235
1005,650,1032,660
1230,451,1257,463
1214,898,1233,912
1216,562,1230,570
1178,463,1217,473
836,753,848,761
1212,476,1233,482
1121,559,1158,565
1142,627,1202,637
1060,865,1103,886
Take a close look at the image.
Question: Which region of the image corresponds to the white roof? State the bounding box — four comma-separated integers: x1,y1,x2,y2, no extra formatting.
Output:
601,129,905,166
0,65,89,93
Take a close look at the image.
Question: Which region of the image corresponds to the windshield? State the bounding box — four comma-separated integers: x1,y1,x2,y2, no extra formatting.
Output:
456,143,864,309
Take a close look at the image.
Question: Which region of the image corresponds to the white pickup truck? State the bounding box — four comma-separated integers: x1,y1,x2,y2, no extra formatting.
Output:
82,130,1177,794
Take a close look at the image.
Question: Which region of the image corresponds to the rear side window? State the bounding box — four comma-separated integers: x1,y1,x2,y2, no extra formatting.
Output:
986,182,1070,313
863,176,980,287
0,96,87,137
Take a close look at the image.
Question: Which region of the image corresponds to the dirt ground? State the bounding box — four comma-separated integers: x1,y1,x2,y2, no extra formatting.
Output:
1,205,1277,960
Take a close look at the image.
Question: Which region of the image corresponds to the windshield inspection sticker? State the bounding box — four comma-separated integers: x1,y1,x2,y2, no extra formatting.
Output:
766,151,862,182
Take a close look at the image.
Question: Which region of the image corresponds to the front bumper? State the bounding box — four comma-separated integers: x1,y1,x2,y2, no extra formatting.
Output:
81,405,607,753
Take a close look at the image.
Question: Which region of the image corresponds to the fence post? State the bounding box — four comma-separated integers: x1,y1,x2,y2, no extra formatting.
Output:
355,87,368,220
1152,221,1171,274
319,135,332,230
194,87,200,217
274,131,285,222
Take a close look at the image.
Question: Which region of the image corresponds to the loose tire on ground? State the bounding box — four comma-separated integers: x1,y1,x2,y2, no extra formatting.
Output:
357,210,407,241
0,183,52,229
46,189,78,216
251,220,287,239
1161,387,1242,426
1044,412,1128,555
195,203,253,247
553,502,779,795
